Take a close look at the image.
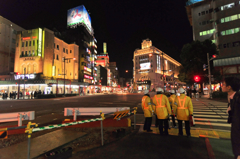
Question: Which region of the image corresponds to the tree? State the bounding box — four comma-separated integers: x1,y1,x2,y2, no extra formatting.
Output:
178,39,219,92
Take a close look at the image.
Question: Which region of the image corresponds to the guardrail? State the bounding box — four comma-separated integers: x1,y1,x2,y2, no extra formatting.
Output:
0,107,137,159
0,111,35,126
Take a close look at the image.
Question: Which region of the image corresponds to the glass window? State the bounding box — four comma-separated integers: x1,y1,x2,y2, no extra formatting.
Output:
70,50,72,53
225,17,230,22
201,11,205,15
29,41,31,46
234,28,240,33
221,18,224,23
226,30,230,35
22,42,24,47
25,51,27,56
212,40,216,43
29,51,31,56
207,30,210,34
239,14,240,19
231,15,238,21
57,45,59,50
206,10,209,14
56,55,59,60
54,43,55,48
32,50,34,56
63,48,65,53
199,13,201,16
203,31,207,35
66,49,68,54
33,40,35,46
26,41,28,47
210,29,215,34
21,51,24,56
221,31,225,36
202,21,206,25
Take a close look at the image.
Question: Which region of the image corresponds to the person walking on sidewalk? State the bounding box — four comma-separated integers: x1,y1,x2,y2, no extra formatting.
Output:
169,90,177,128
175,87,193,137
152,88,172,136
223,77,240,159
141,89,153,132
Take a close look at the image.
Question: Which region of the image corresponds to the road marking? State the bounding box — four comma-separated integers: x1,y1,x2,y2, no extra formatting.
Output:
205,138,216,159
195,122,230,127
194,114,228,118
194,118,227,122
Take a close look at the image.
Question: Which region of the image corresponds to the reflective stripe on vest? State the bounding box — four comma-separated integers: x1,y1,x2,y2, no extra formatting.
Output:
177,96,187,109
142,96,149,109
155,95,166,108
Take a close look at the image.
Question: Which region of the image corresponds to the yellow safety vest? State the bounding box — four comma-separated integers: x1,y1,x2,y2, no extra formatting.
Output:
155,95,166,108
177,96,187,109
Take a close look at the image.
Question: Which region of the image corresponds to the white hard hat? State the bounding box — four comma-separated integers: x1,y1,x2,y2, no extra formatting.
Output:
156,87,163,92
170,90,175,94
178,88,185,94
143,89,149,94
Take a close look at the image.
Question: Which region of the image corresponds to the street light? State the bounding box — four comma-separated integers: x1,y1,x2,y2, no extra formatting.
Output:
59,57,76,95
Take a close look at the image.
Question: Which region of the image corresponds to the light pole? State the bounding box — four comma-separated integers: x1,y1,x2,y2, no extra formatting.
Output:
60,57,76,95
207,53,216,99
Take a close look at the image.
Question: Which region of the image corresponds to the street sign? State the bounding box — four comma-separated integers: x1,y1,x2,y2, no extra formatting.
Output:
0,131,7,139
203,64,207,71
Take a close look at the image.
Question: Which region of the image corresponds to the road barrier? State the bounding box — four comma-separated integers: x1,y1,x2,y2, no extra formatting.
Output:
0,111,35,126
0,107,137,159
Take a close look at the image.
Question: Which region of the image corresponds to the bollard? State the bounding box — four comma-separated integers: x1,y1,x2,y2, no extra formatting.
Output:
100,111,105,146
133,107,137,130
25,122,38,159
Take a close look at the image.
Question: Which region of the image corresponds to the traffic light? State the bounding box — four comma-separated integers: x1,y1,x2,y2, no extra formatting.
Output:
212,54,217,58
15,72,20,75
194,75,200,82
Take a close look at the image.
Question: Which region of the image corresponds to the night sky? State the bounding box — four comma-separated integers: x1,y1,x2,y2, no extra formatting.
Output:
0,0,193,78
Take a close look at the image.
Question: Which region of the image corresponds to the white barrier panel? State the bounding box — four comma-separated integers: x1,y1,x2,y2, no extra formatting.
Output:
64,107,130,121
0,111,35,126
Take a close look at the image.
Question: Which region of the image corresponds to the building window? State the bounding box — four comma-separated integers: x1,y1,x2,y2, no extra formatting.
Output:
56,55,59,60
22,42,24,47
25,51,27,56
221,18,224,23
66,49,68,54
57,45,59,50
32,50,34,56
231,14,238,21
26,41,28,47
201,11,205,15
206,10,208,14
225,17,230,22
70,50,72,53
53,53,55,59
202,21,206,25
63,48,65,53
29,41,31,46
198,13,201,16
29,51,31,56
33,40,35,46
54,43,55,48
209,8,213,13
21,51,24,56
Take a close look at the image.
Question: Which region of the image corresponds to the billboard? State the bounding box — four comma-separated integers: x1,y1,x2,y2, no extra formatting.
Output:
67,5,92,33
140,62,151,70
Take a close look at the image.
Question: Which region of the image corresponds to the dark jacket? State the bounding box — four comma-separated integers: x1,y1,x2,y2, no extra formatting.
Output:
229,92,240,156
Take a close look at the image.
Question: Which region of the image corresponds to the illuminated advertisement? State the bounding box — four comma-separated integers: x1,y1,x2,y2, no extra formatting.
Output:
67,5,92,33
84,66,92,72
140,62,151,70
14,74,36,80
84,75,93,80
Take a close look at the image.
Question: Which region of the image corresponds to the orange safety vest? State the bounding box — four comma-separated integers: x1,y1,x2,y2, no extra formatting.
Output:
155,95,166,108
177,96,187,109
142,96,149,109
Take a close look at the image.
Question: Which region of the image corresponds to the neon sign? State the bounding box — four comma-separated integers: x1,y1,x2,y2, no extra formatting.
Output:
14,74,36,80
84,66,92,72
84,75,93,80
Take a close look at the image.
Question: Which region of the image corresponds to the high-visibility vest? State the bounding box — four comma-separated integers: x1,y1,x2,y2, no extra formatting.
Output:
155,95,166,108
142,96,149,110
177,96,187,109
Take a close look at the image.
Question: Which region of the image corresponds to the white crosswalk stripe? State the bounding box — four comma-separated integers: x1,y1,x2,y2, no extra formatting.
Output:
190,99,230,131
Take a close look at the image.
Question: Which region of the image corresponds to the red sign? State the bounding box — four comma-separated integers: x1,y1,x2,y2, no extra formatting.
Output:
84,75,93,80
22,37,30,40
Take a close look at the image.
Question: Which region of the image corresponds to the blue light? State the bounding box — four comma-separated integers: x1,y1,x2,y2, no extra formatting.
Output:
186,0,204,6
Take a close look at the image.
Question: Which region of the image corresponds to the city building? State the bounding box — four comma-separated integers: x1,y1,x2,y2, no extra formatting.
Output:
185,0,240,77
109,62,119,87
133,39,181,91
0,16,25,75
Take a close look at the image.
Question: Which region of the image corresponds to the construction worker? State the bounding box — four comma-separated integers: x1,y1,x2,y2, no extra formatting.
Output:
169,90,177,128
152,88,172,135
175,87,193,137
142,89,153,132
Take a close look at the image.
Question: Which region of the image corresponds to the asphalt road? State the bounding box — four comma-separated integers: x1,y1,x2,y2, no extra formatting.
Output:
0,93,143,127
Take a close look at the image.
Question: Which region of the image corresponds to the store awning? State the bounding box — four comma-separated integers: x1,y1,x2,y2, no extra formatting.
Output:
213,56,240,67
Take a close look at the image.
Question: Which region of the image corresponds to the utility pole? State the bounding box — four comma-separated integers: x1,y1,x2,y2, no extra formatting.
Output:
162,52,165,92
207,53,212,99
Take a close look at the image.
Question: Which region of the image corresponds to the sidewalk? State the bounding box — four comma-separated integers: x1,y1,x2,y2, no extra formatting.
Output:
70,128,233,159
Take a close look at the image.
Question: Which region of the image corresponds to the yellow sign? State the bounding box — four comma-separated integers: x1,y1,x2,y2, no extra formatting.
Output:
0,131,8,139
113,110,130,120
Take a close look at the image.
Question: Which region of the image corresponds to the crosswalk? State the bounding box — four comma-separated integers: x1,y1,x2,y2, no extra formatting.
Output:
190,98,230,131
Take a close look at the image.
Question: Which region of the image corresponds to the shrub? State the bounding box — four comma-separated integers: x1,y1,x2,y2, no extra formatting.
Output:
212,91,227,99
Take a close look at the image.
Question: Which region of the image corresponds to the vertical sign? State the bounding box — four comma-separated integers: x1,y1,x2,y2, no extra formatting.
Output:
38,28,42,56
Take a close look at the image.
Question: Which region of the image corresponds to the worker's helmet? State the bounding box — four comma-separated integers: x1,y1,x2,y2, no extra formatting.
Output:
143,89,149,94
156,87,163,92
178,88,185,94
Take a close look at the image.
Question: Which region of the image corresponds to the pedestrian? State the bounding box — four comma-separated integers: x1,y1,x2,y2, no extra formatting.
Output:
198,89,202,98
222,77,240,159
168,90,177,128
10,92,12,100
152,87,172,136
142,89,153,132
175,87,193,137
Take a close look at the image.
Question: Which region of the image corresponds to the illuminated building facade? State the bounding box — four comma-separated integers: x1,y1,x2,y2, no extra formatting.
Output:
0,16,25,74
185,0,240,77
109,62,119,87
133,39,181,91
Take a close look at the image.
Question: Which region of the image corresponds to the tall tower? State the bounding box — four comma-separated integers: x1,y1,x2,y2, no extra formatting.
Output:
103,42,108,54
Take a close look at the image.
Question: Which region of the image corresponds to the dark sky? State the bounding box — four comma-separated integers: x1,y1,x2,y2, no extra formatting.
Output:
0,0,193,78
